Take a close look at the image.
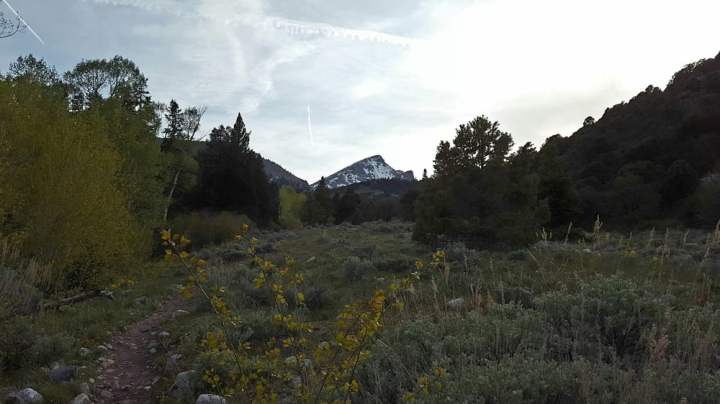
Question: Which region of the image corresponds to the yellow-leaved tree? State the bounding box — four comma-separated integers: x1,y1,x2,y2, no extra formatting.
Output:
0,80,142,290
279,186,307,230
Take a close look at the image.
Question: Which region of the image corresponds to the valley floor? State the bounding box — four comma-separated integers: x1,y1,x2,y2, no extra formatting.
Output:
3,221,720,403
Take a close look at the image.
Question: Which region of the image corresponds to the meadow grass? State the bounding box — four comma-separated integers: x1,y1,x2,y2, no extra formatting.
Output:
3,220,720,403
164,221,720,402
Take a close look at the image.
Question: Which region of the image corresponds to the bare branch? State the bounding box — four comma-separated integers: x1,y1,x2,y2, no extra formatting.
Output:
0,11,25,39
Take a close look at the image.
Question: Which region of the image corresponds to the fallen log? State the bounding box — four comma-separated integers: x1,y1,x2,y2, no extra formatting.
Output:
42,289,114,311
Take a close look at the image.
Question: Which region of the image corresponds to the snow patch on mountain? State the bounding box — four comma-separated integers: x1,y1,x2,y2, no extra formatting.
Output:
312,155,415,189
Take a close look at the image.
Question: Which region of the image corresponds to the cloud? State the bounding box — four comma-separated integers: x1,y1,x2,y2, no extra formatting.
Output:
351,78,386,99
3,0,720,182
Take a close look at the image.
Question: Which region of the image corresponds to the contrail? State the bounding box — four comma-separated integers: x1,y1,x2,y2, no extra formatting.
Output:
2,0,44,44
264,17,416,47
307,104,314,145
89,0,417,47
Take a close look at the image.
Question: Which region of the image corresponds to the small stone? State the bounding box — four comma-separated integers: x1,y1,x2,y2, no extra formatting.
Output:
447,297,465,310
79,383,91,395
48,366,76,382
158,331,170,339
149,347,157,354
69,393,92,404
170,370,197,401
79,347,92,357
88,378,95,384
100,390,113,400
4,388,44,404
196,394,227,404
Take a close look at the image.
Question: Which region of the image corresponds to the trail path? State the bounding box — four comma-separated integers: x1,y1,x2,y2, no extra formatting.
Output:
94,295,187,404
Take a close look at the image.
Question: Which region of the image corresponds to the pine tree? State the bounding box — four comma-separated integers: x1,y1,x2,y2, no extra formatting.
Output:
162,99,185,151
302,177,333,224
194,115,276,225
433,141,460,177
231,113,251,151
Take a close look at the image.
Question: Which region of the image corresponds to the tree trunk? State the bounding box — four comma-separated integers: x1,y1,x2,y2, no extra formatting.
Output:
163,169,182,224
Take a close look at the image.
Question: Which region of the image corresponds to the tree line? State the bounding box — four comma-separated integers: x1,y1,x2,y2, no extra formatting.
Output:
412,54,720,247
0,54,276,290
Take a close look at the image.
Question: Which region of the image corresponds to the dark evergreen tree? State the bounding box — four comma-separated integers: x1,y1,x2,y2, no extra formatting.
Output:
162,99,185,152
302,178,333,225
231,113,251,152
333,189,361,224
193,114,276,225
414,116,548,247
433,141,460,178
453,115,514,169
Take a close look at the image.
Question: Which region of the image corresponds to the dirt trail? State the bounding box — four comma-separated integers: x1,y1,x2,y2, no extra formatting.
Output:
94,295,187,404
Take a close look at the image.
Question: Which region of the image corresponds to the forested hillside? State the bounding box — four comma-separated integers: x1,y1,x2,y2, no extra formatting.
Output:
413,52,720,248
556,52,720,227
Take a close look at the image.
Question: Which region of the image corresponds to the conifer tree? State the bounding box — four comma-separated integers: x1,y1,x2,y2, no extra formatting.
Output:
162,99,185,151
231,113,251,151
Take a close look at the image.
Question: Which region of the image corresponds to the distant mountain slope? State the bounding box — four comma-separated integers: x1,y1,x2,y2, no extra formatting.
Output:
313,155,415,189
262,158,310,191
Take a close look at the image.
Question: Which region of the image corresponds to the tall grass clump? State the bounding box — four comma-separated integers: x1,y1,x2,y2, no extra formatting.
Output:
0,238,50,321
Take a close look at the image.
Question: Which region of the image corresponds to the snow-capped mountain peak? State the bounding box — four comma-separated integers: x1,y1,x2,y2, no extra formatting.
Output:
312,155,414,189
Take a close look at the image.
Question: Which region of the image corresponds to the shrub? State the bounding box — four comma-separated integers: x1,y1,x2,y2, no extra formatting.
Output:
444,241,478,262
302,285,330,310
507,249,529,261
343,256,375,281
359,305,547,402
30,333,75,366
373,257,414,273
0,318,36,371
171,211,254,248
351,245,377,259
536,276,669,360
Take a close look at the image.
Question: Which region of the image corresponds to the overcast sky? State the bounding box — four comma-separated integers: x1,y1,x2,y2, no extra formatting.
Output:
2,0,720,182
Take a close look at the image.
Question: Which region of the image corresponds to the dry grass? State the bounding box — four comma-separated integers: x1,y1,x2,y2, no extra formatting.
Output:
0,237,52,321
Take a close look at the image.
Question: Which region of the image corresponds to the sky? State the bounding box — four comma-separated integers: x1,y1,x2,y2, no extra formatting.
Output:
2,0,720,182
